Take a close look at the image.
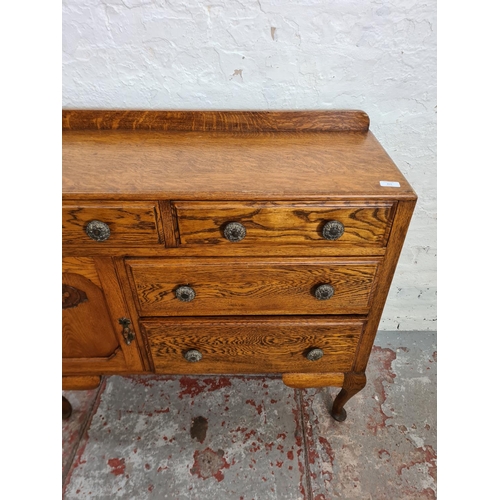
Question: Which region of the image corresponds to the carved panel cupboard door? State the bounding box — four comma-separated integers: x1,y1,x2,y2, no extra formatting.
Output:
62,257,144,374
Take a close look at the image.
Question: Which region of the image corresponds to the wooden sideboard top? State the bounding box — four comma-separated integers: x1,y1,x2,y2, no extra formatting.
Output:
62,110,417,201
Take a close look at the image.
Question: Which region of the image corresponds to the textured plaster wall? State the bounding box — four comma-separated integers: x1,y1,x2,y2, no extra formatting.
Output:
62,0,437,331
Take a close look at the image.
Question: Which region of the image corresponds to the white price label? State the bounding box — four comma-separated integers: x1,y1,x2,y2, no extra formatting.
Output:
380,181,401,187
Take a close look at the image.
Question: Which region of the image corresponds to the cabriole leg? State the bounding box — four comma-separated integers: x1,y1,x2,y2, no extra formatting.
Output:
62,396,72,420
331,372,366,422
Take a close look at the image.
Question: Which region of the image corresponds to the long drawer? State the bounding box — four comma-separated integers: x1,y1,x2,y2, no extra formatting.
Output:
142,317,365,374
126,257,381,316
174,201,395,247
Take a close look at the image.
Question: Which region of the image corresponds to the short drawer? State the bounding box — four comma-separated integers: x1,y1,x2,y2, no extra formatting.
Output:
63,202,164,247
142,317,364,374
174,202,395,247
126,257,381,316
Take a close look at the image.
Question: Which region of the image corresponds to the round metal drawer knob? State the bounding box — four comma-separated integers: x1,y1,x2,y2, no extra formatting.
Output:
175,286,196,302
306,348,324,361
314,284,335,301
184,349,202,362
85,220,111,242
224,222,246,242
322,220,344,241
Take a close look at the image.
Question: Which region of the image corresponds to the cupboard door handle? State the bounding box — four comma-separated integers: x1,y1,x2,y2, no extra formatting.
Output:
322,220,344,240
175,286,196,302
314,284,335,300
223,222,246,242
184,349,202,362
306,348,324,361
86,220,111,241
118,318,135,345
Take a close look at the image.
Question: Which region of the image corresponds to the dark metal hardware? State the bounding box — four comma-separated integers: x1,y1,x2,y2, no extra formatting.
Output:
86,220,111,241
314,284,335,300
322,220,344,241
306,348,324,361
175,286,196,302
118,317,135,345
223,222,246,242
184,349,202,362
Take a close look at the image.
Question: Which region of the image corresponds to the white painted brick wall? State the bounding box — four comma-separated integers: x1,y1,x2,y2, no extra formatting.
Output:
62,0,436,331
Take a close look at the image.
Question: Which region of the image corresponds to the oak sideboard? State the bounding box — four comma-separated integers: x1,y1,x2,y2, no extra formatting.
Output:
62,110,417,422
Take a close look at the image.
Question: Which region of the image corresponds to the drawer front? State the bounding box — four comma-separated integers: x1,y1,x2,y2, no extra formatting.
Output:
127,258,380,316
174,202,395,247
142,317,364,374
63,202,164,247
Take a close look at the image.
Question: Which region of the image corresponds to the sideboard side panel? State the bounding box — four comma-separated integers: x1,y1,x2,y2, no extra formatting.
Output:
353,199,417,373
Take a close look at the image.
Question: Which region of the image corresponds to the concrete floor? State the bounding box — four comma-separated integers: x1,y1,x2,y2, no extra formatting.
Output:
62,331,436,499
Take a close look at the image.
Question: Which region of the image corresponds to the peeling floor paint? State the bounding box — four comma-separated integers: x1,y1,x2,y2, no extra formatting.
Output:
62,332,436,499
62,388,101,481
300,332,437,499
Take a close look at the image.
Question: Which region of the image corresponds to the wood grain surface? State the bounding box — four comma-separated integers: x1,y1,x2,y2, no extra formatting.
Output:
63,130,416,201
113,257,154,372
63,202,164,247
62,257,101,287
61,110,418,397
63,258,145,375
62,110,370,132
142,317,363,374
93,258,145,372
353,199,418,372
175,201,395,247
62,242,387,259
62,272,119,358
282,372,345,389
62,375,101,390
126,257,381,316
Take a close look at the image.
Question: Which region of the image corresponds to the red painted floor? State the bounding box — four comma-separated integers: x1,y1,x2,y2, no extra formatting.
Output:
63,332,436,499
